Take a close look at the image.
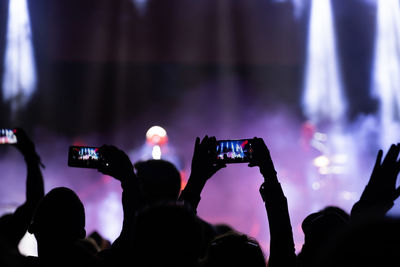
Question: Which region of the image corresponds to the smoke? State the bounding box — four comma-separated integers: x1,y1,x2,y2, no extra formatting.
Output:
0,87,396,258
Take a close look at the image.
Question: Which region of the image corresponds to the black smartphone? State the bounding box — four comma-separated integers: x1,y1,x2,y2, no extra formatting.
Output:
0,129,17,144
68,146,103,169
214,139,254,163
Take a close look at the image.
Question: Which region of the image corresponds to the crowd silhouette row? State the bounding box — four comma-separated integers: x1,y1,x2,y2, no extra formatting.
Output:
1,128,400,267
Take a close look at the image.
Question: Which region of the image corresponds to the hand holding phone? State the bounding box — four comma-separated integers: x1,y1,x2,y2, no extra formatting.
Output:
190,136,226,182
97,145,135,182
248,137,277,179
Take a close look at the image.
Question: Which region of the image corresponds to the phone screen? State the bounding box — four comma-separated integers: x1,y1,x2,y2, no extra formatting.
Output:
68,146,102,168
215,139,254,163
0,129,17,144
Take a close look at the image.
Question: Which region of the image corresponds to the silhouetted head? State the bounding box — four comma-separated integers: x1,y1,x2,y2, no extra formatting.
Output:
298,206,349,266
302,206,349,245
321,217,400,267
133,202,203,267
134,159,181,203
28,187,86,247
200,230,266,267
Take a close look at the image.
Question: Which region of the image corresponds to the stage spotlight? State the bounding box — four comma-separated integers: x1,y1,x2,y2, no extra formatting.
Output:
313,155,330,168
152,145,162,160
302,0,346,126
146,125,168,146
145,126,168,160
2,0,37,114
372,0,400,148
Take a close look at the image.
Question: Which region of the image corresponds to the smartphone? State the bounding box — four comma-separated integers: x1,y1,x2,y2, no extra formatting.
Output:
68,146,103,169
0,129,17,144
214,139,254,163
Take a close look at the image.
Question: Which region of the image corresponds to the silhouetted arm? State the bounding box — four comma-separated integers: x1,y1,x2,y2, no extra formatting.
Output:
250,138,296,267
179,136,225,213
8,128,45,247
351,144,400,221
98,145,144,249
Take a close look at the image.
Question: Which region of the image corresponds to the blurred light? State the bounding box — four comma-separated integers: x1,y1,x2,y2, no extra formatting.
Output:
313,155,330,168
131,0,148,16
340,191,357,201
332,153,348,164
97,192,123,242
152,145,162,160
318,166,330,175
331,166,346,174
271,0,305,18
146,126,168,146
312,181,321,190
302,0,346,125
371,0,400,148
364,0,377,6
314,132,328,142
292,0,306,18
2,0,37,113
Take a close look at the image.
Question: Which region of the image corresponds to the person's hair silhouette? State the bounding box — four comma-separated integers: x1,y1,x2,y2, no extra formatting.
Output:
134,159,181,203
29,187,86,244
26,186,101,267
297,206,350,267
200,230,267,267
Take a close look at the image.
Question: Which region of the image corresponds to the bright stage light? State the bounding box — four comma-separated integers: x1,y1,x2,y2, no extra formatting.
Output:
146,126,168,146
152,145,162,160
302,0,346,126
2,0,37,114
372,0,400,148
313,155,330,168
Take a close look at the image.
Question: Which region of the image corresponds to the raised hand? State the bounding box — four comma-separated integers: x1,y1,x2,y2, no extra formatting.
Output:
179,136,226,212
97,144,135,182
13,127,44,168
190,135,226,182
361,143,400,203
248,137,277,181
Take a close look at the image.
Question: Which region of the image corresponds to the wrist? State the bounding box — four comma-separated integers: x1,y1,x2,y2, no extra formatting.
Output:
184,174,207,195
24,152,41,164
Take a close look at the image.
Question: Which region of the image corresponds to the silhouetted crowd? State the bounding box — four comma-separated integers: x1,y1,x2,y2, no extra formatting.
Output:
1,129,400,267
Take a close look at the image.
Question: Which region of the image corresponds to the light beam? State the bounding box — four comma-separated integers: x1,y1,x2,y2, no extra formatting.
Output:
371,0,400,149
302,0,346,126
2,0,37,114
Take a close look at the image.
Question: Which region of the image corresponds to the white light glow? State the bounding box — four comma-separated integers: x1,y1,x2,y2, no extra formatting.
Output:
372,0,400,149
302,0,346,125
2,0,37,113
313,155,330,168
152,145,162,160
339,191,357,201
314,132,328,142
18,231,37,256
97,192,123,242
146,126,168,146
312,181,321,190
146,126,167,139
